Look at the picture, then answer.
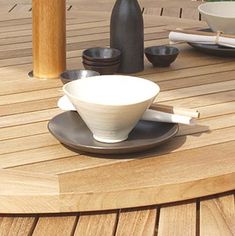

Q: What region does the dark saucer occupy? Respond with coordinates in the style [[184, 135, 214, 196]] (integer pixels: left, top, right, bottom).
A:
[[48, 111, 179, 155], [188, 29, 235, 57]]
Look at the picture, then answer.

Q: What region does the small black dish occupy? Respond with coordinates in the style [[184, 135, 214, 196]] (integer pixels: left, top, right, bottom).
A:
[[83, 47, 121, 62], [83, 62, 120, 75], [145, 46, 179, 67], [48, 111, 179, 155], [60, 69, 100, 84], [82, 57, 120, 66]]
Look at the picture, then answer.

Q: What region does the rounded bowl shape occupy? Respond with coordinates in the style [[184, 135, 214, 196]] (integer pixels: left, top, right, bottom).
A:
[[63, 75, 160, 143], [145, 46, 179, 67], [83, 62, 120, 75], [82, 47, 121, 62], [198, 2, 235, 34], [82, 57, 120, 66], [60, 69, 100, 84]]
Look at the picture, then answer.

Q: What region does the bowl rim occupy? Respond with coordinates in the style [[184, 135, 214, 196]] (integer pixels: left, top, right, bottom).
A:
[[198, 2, 235, 19], [145, 46, 179, 56], [63, 75, 160, 107], [82, 47, 121, 60], [60, 69, 100, 80]]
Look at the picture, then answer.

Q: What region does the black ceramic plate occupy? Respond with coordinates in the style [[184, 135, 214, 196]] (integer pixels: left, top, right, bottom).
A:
[[48, 111, 179, 155], [188, 29, 235, 57]]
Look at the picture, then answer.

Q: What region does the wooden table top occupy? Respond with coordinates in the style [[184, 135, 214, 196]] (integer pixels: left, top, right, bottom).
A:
[[0, 1, 234, 235]]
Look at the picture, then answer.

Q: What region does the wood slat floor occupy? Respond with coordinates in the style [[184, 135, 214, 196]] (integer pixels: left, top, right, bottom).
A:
[[0, 192, 234, 235], [0, 0, 234, 235]]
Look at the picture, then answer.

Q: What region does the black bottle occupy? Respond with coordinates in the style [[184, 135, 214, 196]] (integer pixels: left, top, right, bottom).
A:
[[110, 0, 144, 74]]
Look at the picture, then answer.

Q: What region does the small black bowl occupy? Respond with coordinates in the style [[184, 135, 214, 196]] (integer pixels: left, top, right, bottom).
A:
[[60, 69, 100, 84], [83, 47, 121, 62], [145, 46, 179, 67], [82, 58, 121, 67], [83, 62, 120, 75]]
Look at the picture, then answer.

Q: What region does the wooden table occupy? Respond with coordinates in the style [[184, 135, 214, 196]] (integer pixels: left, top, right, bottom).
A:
[[0, 1, 235, 235]]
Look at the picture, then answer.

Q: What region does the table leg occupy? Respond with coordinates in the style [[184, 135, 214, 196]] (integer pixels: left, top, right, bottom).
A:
[[32, 0, 66, 79]]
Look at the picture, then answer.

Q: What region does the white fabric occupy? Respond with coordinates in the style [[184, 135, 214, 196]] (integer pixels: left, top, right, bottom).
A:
[[169, 31, 235, 48]]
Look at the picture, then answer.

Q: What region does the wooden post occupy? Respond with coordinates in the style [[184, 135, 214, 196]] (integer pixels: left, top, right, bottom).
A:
[[32, 0, 66, 79]]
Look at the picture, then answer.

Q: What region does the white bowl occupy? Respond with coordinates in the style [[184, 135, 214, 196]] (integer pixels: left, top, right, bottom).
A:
[[198, 2, 235, 34], [63, 75, 160, 143]]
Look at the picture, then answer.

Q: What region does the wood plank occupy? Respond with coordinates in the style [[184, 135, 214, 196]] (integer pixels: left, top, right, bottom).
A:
[[182, 8, 199, 20], [0, 169, 58, 195], [0, 88, 62, 106], [74, 212, 117, 236], [7, 111, 235, 172], [156, 80, 235, 102], [2, 101, 234, 143], [156, 70, 235, 91], [158, 203, 196, 236], [143, 62, 235, 82], [198, 101, 235, 118], [0, 145, 77, 169], [0, 5, 234, 217], [0, 108, 61, 128], [140, 0, 202, 9], [162, 7, 180, 18], [0, 121, 48, 141], [1, 78, 234, 114], [0, 97, 58, 116], [160, 90, 235, 109], [0, 115, 234, 167], [0, 133, 59, 155], [33, 215, 78, 236], [200, 195, 235, 236], [55, 140, 235, 212], [144, 7, 162, 16], [178, 113, 235, 136], [116, 207, 157, 236], [0, 216, 37, 236], [1, 70, 234, 117], [4, 121, 235, 172]]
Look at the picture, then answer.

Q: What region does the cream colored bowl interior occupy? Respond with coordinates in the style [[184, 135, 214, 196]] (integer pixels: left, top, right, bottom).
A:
[[64, 75, 160, 106]]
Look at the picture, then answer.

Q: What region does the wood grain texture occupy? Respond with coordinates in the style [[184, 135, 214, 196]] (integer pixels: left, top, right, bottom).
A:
[[0, 1, 234, 235], [0, 216, 37, 236], [158, 203, 197, 236], [0, 4, 234, 214], [32, 0, 66, 78], [33, 215, 78, 236], [200, 195, 235, 236], [74, 212, 117, 236], [116, 207, 157, 236]]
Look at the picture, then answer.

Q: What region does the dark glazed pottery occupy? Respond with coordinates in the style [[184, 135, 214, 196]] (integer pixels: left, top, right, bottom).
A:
[[48, 111, 179, 155], [83, 62, 120, 75], [83, 58, 120, 66], [110, 0, 144, 73], [60, 70, 100, 84], [82, 47, 121, 62], [188, 29, 235, 57], [145, 46, 179, 67]]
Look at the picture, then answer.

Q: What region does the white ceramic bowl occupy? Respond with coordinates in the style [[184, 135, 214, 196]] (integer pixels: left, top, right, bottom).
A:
[[198, 2, 235, 34], [63, 75, 160, 143]]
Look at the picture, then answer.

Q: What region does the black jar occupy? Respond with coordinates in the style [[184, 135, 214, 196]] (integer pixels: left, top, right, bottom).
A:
[[110, 0, 144, 74]]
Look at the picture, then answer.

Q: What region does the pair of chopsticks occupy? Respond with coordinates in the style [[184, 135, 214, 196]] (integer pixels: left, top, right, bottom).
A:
[[150, 103, 200, 119]]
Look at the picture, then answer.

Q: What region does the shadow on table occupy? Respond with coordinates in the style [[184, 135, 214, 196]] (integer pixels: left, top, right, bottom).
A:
[[63, 123, 210, 160], [63, 135, 186, 160]]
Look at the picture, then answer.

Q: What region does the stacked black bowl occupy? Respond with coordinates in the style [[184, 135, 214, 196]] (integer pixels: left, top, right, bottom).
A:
[[82, 47, 121, 75]]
